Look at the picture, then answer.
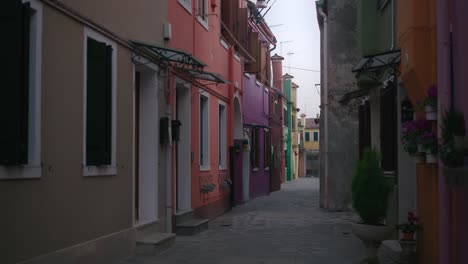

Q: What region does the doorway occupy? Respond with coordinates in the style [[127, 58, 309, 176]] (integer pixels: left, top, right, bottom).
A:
[[175, 78, 191, 214], [135, 69, 159, 225]]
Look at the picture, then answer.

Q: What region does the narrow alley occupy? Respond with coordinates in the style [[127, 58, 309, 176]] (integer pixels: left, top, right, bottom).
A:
[[119, 178, 394, 264]]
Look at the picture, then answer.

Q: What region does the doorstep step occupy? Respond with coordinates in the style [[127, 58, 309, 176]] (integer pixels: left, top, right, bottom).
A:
[[175, 210, 194, 225], [176, 218, 210, 236], [136, 232, 175, 256]]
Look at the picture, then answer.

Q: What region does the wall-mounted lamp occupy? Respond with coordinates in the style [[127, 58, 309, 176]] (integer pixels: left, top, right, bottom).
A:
[[256, 0, 268, 8]]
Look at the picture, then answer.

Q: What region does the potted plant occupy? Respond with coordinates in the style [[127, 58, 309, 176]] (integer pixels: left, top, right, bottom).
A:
[[440, 109, 465, 167], [397, 211, 419, 241], [401, 119, 431, 163], [351, 147, 393, 263], [423, 85, 437, 120], [420, 131, 438, 164]]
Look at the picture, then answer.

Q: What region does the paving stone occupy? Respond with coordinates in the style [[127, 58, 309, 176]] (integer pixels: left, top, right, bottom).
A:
[[117, 178, 398, 264]]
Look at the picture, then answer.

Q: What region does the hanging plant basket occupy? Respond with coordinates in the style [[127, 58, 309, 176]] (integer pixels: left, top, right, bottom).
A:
[[426, 153, 438, 164], [412, 154, 426, 164], [425, 105, 437, 121]]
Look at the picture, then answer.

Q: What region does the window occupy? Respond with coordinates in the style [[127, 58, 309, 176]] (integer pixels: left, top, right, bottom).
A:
[[313, 132, 319, 142], [197, 0, 209, 29], [0, 0, 42, 179], [292, 118, 296, 131], [305, 132, 310, 142], [218, 103, 226, 169], [283, 108, 288, 127], [250, 127, 260, 169], [200, 93, 209, 169], [84, 29, 117, 176], [377, 0, 389, 9], [264, 129, 271, 169], [178, 0, 192, 14]]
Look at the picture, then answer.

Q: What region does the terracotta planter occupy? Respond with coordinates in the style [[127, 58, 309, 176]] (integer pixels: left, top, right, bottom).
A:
[[426, 153, 438, 164], [425, 105, 437, 120], [402, 232, 415, 241]]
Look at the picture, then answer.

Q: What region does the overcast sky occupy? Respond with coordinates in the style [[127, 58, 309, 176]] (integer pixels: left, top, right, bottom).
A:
[[264, 0, 321, 119]]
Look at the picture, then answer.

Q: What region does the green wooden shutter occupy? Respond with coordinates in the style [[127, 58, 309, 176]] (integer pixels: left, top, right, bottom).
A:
[[86, 38, 112, 166], [0, 2, 30, 165]]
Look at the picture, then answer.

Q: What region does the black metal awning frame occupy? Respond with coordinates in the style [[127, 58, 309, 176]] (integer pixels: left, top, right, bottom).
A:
[[341, 49, 401, 104], [130, 40, 206, 72]]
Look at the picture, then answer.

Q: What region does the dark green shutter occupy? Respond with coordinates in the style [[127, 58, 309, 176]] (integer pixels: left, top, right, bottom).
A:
[[0, 2, 30, 165], [86, 38, 112, 166]]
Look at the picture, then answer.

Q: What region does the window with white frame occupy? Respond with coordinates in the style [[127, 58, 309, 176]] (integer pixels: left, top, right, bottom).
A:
[[83, 28, 117, 176], [178, 0, 192, 13], [200, 93, 210, 169], [218, 103, 227, 169], [197, 0, 209, 28], [0, 0, 42, 179]]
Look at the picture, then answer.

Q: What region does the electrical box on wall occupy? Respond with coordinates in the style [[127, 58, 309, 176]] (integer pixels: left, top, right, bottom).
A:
[[171, 120, 182, 142], [160, 117, 170, 144], [163, 22, 172, 41]]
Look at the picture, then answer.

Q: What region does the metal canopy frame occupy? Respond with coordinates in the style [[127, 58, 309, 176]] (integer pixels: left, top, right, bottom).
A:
[[178, 68, 228, 84], [130, 41, 206, 71], [352, 49, 401, 73], [341, 50, 401, 104]]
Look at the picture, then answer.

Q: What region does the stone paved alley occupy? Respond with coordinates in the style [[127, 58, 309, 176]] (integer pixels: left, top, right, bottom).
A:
[[119, 178, 397, 264]]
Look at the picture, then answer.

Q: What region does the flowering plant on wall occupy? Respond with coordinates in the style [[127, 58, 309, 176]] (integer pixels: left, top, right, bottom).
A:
[[397, 211, 419, 240], [401, 119, 431, 155], [423, 85, 437, 108], [420, 131, 438, 154]]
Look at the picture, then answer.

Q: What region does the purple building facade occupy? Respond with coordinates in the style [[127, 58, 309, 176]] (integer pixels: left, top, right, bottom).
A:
[[437, 1, 468, 263], [243, 74, 271, 200]]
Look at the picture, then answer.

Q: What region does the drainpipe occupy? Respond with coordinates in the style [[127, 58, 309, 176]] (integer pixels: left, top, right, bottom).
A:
[[317, 7, 328, 209], [166, 105, 172, 233]]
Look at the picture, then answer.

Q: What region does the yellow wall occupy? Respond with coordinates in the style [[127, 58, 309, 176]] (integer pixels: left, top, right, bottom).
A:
[[304, 128, 320, 150]]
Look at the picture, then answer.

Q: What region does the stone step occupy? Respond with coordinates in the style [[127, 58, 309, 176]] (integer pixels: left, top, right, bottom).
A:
[[175, 210, 194, 225], [136, 232, 176, 256], [176, 218, 210, 236]]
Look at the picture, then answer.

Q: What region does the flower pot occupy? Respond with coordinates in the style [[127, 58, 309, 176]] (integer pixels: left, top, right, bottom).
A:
[[351, 223, 394, 263], [454, 136, 465, 152], [417, 144, 425, 153], [402, 232, 415, 241], [425, 105, 437, 120], [426, 153, 438, 164], [412, 154, 426, 164]]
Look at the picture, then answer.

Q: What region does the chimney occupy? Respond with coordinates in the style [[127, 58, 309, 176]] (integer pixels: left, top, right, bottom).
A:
[[271, 53, 284, 92]]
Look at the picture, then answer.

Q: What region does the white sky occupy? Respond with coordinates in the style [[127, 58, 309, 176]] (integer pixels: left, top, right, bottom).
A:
[[264, 0, 321, 119]]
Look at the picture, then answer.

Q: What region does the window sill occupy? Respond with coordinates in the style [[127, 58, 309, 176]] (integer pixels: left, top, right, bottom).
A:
[[219, 165, 227, 170], [0, 165, 42, 180], [177, 0, 192, 15], [197, 17, 209, 31], [200, 165, 211, 171], [252, 168, 259, 172], [83, 165, 117, 177], [264, 167, 270, 171]]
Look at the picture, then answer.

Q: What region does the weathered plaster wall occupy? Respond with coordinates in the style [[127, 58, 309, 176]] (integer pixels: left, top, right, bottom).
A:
[[324, 0, 360, 211]]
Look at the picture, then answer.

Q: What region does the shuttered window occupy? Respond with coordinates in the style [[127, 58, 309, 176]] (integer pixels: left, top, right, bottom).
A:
[[0, 2, 31, 165], [358, 100, 371, 159], [86, 37, 113, 166], [380, 87, 397, 171]]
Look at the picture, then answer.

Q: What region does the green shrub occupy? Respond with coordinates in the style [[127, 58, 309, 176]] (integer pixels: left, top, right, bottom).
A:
[[352, 148, 390, 225]]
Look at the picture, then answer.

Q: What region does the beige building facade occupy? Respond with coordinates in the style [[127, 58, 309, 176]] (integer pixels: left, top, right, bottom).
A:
[[1, 1, 169, 263]]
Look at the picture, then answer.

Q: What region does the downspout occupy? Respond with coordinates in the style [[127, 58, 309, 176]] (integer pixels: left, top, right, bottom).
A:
[[228, 46, 234, 145], [391, 0, 395, 50], [318, 7, 328, 209]]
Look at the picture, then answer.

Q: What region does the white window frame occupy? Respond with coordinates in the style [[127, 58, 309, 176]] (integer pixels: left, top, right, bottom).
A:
[[218, 101, 227, 170], [178, 0, 192, 14], [1, 0, 43, 180], [197, 0, 209, 31], [199, 91, 210, 171], [83, 28, 118, 177]]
